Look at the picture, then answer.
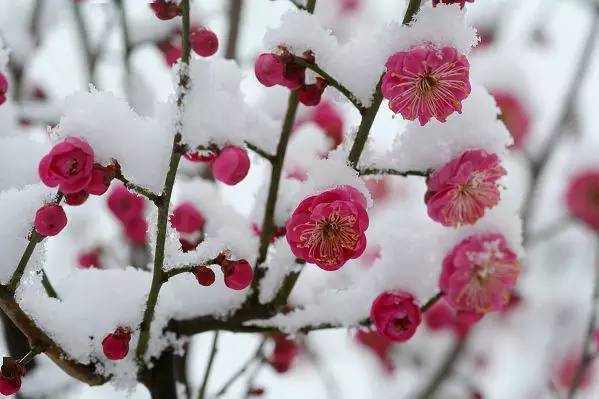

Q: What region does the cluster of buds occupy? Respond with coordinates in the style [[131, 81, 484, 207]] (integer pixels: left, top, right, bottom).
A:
[[191, 252, 254, 290], [255, 49, 328, 107], [34, 137, 118, 237]]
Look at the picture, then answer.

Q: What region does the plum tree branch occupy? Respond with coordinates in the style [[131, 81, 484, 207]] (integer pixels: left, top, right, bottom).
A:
[[198, 331, 220, 399], [215, 337, 267, 397], [359, 167, 431, 178], [135, 0, 191, 363]]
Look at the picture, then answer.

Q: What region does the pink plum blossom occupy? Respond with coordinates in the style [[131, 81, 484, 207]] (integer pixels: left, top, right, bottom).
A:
[[286, 185, 369, 270], [382, 46, 471, 125], [440, 234, 520, 314], [492, 90, 530, 149], [425, 150, 506, 227], [566, 170, 599, 231], [38, 137, 95, 194]]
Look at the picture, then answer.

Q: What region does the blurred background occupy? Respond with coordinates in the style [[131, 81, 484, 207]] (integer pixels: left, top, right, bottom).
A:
[[1, 0, 599, 398]]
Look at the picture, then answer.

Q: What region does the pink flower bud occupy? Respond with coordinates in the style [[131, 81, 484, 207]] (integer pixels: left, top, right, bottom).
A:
[[491, 90, 530, 149], [211, 146, 250, 185], [64, 190, 89, 206], [255, 54, 285, 87], [107, 186, 145, 223], [297, 78, 327, 106], [370, 291, 421, 342], [269, 334, 299, 373], [38, 137, 95, 194], [34, 204, 67, 237], [355, 330, 394, 373], [158, 41, 182, 66], [85, 164, 113, 196], [124, 217, 148, 244], [150, 0, 181, 20], [170, 203, 205, 234], [311, 101, 344, 147], [193, 265, 215, 286], [565, 170, 599, 231], [222, 259, 253, 290], [0, 72, 7, 106], [102, 327, 131, 360], [280, 62, 305, 90], [191, 28, 219, 57], [0, 358, 24, 396], [77, 248, 101, 269]]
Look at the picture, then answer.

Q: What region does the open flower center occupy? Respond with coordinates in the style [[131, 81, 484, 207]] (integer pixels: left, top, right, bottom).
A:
[[394, 316, 411, 331], [416, 75, 438, 95], [297, 210, 359, 266]]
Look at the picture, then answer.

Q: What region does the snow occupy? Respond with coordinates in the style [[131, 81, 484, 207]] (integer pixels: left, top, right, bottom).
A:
[[181, 58, 280, 154], [258, 238, 300, 304], [0, 183, 55, 284], [55, 90, 174, 193], [366, 84, 512, 172]]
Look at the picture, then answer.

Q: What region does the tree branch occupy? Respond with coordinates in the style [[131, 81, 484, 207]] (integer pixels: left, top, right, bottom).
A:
[[215, 338, 267, 397], [135, 0, 191, 363], [115, 172, 161, 206], [415, 337, 467, 399], [359, 167, 431, 178], [225, 0, 243, 60], [245, 141, 275, 162]]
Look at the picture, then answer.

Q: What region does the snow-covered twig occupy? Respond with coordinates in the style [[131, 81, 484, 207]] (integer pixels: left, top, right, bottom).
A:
[[359, 167, 431, 178]]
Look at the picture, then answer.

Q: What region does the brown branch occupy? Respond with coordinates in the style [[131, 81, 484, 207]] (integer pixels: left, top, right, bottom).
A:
[[197, 332, 220, 399], [415, 337, 467, 399], [215, 338, 267, 397], [0, 286, 105, 385], [225, 0, 244, 60], [359, 167, 431, 178]]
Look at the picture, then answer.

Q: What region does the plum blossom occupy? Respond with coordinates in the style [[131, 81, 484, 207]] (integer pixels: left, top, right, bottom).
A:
[[370, 291, 421, 342], [382, 46, 471, 125], [566, 170, 599, 231], [34, 204, 67, 237], [440, 234, 520, 314], [211, 146, 250, 186], [286, 186, 369, 271], [102, 327, 131, 361], [425, 150, 506, 227], [39, 137, 95, 194], [190, 28, 219, 57]]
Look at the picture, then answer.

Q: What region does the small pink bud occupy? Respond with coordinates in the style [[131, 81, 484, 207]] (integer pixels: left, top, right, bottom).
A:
[[211, 146, 250, 185], [34, 204, 67, 237], [150, 0, 181, 20], [254, 54, 285, 87], [180, 236, 203, 253], [280, 62, 306, 90], [297, 78, 327, 106], [249, 387, 265, 396], [64, 190, 89, 206], [0, 358, 25, 396], [124, 217, 148, 244], [191, 28, 219, 57], [102, 327, 131, 360], [85, 164, 113, 196], [107, 186, 145, 223], [170, 203, 205, 234], [222, 259, 253, 290], [158, 41, 182, 66], [370, 291, 421, 342], [269, 334, 299, 373], [0, 72, 7, 106], [77, 248, 101, 269], [193, 266, 215, 286]]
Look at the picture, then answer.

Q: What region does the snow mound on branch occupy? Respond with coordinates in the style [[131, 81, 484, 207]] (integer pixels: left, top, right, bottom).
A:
[[259, 238, 300, 305], [368, 84, 511, 172], [55, 91, 174, 194], [264, 5, 477, 106], [0, 136, 50, 191], [182, 58, 280, 154], [0, 183, 54, 284]]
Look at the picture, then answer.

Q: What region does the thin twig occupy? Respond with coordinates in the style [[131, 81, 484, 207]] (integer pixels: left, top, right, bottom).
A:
[[421, 292, 444, 313], [198, 331, 220, 399], [415, 338, 468, 399], [291, 56, 366, 112], [18, 347, 42, 366], [215, 338, 267, 397], [41, 269, 58, 299], [359, 167, 431, 178], [245, 141, 275, 162], [71, 0, 96, 85], [115, 172, 162, 205], [566, 237, 599, 399]]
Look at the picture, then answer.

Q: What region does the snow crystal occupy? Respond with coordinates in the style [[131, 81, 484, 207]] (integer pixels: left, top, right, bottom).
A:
[[55, 91, 174, 193], [0, 184, 55, 284]]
